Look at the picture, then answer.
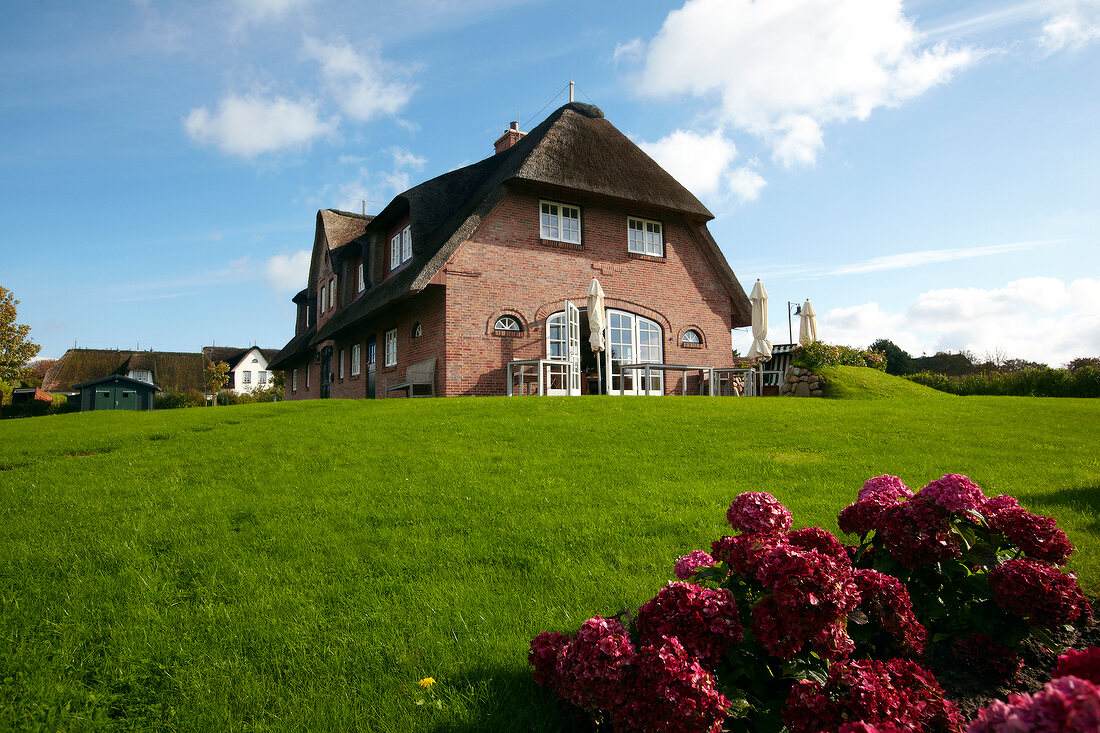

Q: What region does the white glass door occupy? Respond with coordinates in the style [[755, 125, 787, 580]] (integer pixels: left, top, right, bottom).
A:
[[566, 301, 581, 395], [606, 310, 663, 395]]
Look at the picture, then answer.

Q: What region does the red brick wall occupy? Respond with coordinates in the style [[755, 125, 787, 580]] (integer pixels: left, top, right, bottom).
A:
[[440, 189, 735, 396]]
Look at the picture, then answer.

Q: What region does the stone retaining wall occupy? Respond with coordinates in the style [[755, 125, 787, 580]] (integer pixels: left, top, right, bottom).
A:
[[779, 365, 826, 397]]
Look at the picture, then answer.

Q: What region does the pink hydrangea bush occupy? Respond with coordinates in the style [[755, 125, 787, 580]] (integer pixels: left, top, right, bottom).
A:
[[726, 491, 793, 535], [850, 569, 928, 660], [674, 550, 716, 581], [552, 616, 637, 713], [839, 473, 1089, 662], [635, 582, 742, 668], [784, 658, 963, 733], [967, 675, 1100, 733], [1053, 647, 1100, 684], [611, 637, 731, 733]]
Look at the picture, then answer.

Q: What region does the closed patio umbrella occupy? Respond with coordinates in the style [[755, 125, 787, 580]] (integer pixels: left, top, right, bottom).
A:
[[586, 278, 606, 394], [798, 299, 818, 345], [746, 279, 772, 395]]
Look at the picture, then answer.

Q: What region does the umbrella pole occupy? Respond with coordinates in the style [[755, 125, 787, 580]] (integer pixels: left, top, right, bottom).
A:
[[596, 351, 602, 395]]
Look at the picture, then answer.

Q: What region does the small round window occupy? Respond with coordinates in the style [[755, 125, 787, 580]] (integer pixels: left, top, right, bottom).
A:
[[682, 329, 702, 345], [494, 316, 521, 332], [412, 322, 423, 338]]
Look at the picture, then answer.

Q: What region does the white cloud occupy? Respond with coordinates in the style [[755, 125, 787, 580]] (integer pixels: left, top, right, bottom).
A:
[[1040, 0, 1100, 52], [815, 277, 1100, 366], [391, 147, 426, 171], [235, 0, 310, 22], [183, 94, 336, 157], [324, 145, 428, 212], [303, 37, 415, 122], [613, 38, 644, 64], [634, 0, 975, 165], [640, 129, 765, 204], [265, 250, 311, 292]]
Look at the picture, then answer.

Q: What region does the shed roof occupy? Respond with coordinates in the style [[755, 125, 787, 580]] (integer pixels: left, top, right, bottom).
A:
[[73, 374, 163, 391]]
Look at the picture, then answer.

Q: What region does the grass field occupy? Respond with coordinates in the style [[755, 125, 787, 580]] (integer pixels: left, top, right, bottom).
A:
[[2, 367, 1098, 731]]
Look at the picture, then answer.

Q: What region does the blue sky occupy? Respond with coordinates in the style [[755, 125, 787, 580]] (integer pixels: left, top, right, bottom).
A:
[[3, 0, 1098, 366]]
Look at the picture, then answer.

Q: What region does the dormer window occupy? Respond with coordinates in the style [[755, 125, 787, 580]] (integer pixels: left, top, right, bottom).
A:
[[628, 217, 663, 257], [358, 261, 365, 292], [540, 201, 580, 244], [320, 285, 327, 313], [390, 225, 412, 271], [329, 278, 336, 309], [129, 370, 152, 383]]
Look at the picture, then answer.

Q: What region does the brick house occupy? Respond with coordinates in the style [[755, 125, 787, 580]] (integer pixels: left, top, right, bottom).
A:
[[268, 102, 752, 398]]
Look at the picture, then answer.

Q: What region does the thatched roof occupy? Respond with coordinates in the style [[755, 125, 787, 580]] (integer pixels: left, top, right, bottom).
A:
[[202, 346, 280, 370], [272, 102, 750, 360], [44, 349, 206, 392]]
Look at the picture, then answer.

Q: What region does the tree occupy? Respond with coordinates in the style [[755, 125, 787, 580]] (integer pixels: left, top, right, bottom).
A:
[[25, 358, 58, 387], [868, 338, 913, 376], [0, 287, 41, 383], [270, 370, 285, 391], [204, 360, 230, 404], [1067, 357, 1100, 372]]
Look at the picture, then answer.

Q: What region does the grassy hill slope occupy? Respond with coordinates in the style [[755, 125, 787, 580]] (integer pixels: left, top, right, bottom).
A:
[[819, 365, 949, 399], [2, 395, 1098, 730]]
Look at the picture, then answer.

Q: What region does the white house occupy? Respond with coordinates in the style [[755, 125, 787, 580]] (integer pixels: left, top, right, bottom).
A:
[[202, 346, 279, 394]]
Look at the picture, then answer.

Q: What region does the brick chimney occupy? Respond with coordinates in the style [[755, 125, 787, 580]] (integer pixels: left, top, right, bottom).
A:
[[493, 121, 525, 154]]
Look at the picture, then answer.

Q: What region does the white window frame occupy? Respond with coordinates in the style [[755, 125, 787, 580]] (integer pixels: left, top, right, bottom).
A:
[[305, 366, 310, 389], [329, 278, 336, 309], [412, 322, 422, 338], [494, 315, 521, 332], [320, 285, 326, 313], [628, 217, 664, 257], [390, 232, 401, 271], [385, 328, 397, 367], [242, 370, 252, 385], [292, 368, 298, 391], [606, 310, 664, 395], [351, 344, 361, 376], [682, 329, 702, 345], [128, 370, 152, 383], [338, 349, 345, 380], [401, 225, 412, 263], [540, 200, 581, 244], [358, 262, 365, 293], [259, 371, 268, 384]]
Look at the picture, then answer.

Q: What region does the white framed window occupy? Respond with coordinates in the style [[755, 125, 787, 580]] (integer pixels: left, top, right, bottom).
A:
[[242, 371, 252, 384], [628, 217, 663, 257], [547, 312, 566, 359], [494, 315, 521, 332], [129, 370, 152, 383], [540, 201, 581, 244], [338, 349, 345, 379], [292, 368, 298, 391], [412, 322, 422, 338], [358, 262, 365, 292], [351, 344, 361, 376], [390, 225, 412, 271], [320, 285, 326, 313], [305, 366, 310, 389], [682, 329, 702, 345], [259, 371, 268, 384], [385, 328, 397, 367], [329, 278, 336, 308]]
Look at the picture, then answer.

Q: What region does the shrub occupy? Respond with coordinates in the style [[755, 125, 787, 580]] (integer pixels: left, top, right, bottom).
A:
[[531, 490, 929, 732], [967, 675, 1100, 732], [793, 341, 886, 372], [906, 366, 1100, 397], [156, 389, 205, 410], [839, 474, 1091, 660], [0, 379, 11, 405]]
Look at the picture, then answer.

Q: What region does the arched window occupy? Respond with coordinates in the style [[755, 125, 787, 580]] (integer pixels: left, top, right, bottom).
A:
[[494, 315, 521, 333], [681, 329, 702, 345], [412, 322, 423, 338]]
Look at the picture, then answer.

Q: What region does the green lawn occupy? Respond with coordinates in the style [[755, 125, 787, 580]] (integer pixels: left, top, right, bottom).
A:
[[2, 369, 1098, 731]]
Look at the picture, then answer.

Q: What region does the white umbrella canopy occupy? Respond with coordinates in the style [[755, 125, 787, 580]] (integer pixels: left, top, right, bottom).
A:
[[586, 278, 606, 394], [586, 278, 606, 353], [798, 298, 818, 345], [746, 279, 772, 361]]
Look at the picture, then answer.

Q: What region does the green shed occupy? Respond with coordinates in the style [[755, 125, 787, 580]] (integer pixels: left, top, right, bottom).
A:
[[74, 374, 160, 411]]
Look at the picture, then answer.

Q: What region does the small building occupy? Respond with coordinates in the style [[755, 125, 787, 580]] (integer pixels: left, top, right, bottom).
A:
[[201, 346, 280, 394], [10, 387, 53, 405], [73, 374, 160, 411]]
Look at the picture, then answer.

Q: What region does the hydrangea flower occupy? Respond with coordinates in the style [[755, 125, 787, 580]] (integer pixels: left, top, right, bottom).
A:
[[877, 495, 960, 569], [952, 633, 1023, 682], [726, 491, 793, 535], [858, 474, 913, 503], [674, 550, 716, 581], [612, 636, 730, 733], [967, 675, 1100, 733], [635, 582, 742, 668], [980, 494, 1021, 522], [1053, 647, 1100, 685], [920, 473, 986, 514], [990, 505, 1073, 565], [989, 558, 1092, 628], [553, 616, 636, 712], [852, 569, 927, 659], [711, 533, 785, 577], [787, 526, 851, 566], [784, 658, 963, 733], [528, 631, 570, 691], [837, 491, 899, 538]]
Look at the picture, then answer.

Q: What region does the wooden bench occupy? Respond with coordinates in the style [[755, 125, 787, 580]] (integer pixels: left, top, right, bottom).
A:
[[386, 358, 436, 397]]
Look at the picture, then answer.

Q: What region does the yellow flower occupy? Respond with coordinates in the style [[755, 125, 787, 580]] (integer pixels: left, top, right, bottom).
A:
[[417, 677, 435, 689]]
